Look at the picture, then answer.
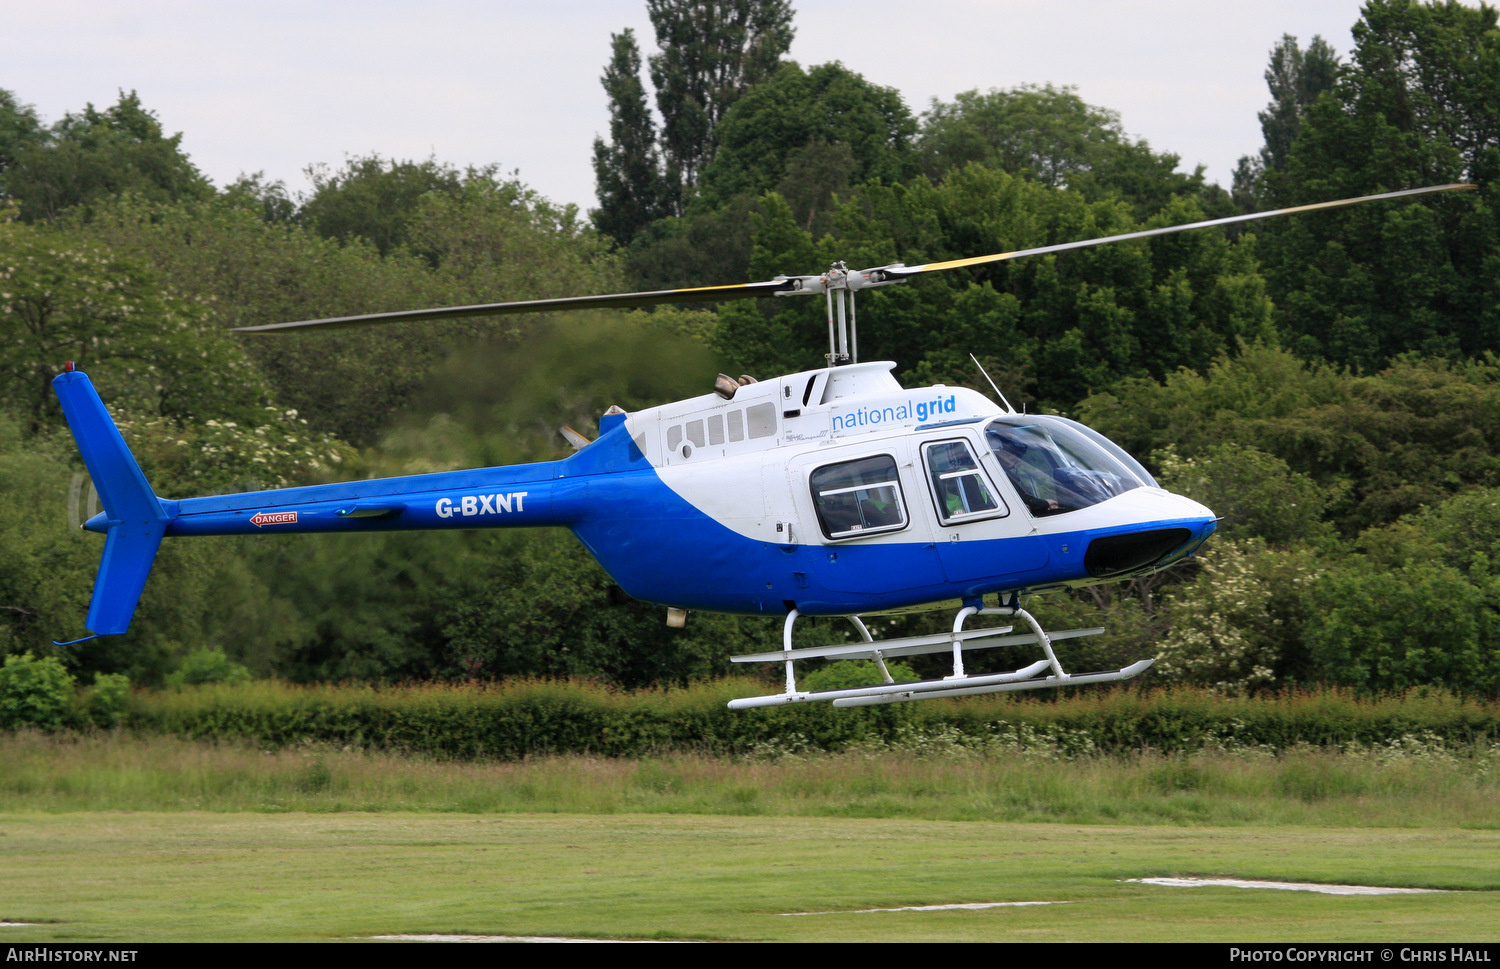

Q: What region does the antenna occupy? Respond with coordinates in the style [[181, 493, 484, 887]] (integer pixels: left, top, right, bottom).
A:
[[970, 353, 1015, 414]]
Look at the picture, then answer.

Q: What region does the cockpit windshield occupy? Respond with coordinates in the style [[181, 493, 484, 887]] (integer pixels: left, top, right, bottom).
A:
[[984, 415, 1155, 516]]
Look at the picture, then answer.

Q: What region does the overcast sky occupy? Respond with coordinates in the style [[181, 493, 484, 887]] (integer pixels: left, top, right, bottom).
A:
[[5, 1, 1377, 212]]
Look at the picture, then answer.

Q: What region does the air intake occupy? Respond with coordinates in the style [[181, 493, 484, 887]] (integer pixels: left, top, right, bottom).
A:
[[1084, 528, 1192, 578]]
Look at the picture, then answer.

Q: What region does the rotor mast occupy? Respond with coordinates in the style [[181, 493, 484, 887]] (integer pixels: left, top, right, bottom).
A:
[[772, 261, 905, 366]]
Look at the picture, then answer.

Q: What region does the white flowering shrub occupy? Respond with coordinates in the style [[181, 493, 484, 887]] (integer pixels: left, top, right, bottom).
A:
[[118, 409, 355, 495], [1155, 538, 1317, 694], [0, 219, 272, 431]]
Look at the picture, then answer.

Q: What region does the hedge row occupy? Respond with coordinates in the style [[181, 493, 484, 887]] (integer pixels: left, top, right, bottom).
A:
[[101, 679, 1500, 759]]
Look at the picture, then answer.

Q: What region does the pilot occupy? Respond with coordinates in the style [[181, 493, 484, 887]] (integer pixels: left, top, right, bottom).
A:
[[992, 433, 1061, 515]]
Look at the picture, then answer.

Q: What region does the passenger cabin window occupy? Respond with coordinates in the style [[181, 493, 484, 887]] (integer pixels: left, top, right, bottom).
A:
[[665, 401, 776, 459], [747, 402, 776, 439], [810, 455, 907, 540], [922, 439, 1006, 524]]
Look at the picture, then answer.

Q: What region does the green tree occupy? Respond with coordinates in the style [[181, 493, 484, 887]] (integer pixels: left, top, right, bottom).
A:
[[620, 192, 760, 291], [82, 170, 620, 447], [1304, 558, 1500, 694], [1155, 443, 1339, 550], [81, 192, 456, 446], [920, 84, 1205, 216], [406, 171, 621, 305], [695, 62, 919, 229], [299, 154, 465, 256], [0, 420, 99, 664], [593, 29, 669, 246], [0, 219, 267, 431], [238, 529, 463, 682], [115, 409, 353, 498], [4, 91, 211, 223], [716, 164, 1272, 406], [0, 652, 74, 731], [1080, 347, 1500, 535], [1077, 343, 1349, 461], [774, 139, 859, 235], [1334, 0, 1500, 185], [165, 647, 251, 687], [221, 172, 297, 224], [1366, 486, 1500, 573], [646, 0, 795, 214], [1252, 1, 1499, 369], [439, 528, 754, 687], [710, 191, 828, 377], [621, 57, 914, 290], [0, 89, 43, 200], [1232, 35, 1342, 208], [85, 671, 130, 728]]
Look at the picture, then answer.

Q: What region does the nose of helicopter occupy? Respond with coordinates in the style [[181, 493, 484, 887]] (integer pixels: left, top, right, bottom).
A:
[[1081, 490, 1217, 579]]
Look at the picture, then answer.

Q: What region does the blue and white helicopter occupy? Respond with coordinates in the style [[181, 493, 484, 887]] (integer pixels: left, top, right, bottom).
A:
[[54, 184, 1472, 708]]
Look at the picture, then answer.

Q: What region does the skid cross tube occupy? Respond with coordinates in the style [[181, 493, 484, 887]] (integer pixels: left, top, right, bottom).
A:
[[946, 605, 1067, 682], [778, 609, 882, 695]]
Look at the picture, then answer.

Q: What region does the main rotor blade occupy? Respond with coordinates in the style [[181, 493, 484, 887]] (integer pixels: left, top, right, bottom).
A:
[[233, 278, 798, 333], [236, 182, 1474, 334], [882, 183, 1476, 280]]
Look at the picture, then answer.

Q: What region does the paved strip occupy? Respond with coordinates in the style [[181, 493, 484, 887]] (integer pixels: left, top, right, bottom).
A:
[[1129, 877, 1445, 895], [782, 900, 1066, 916]]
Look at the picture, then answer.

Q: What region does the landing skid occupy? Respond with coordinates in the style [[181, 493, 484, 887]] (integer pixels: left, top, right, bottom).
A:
[[728, 604, 1152, 709]]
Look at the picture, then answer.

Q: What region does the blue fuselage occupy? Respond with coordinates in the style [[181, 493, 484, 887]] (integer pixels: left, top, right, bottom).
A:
[[102, 416, 1214, 618]]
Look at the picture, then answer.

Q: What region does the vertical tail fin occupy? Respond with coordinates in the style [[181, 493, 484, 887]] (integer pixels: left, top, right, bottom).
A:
[[52, 369, 169, 636]]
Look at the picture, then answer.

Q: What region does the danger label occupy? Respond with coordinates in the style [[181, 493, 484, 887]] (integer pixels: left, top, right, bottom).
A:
[[250, 511, 298, 527]]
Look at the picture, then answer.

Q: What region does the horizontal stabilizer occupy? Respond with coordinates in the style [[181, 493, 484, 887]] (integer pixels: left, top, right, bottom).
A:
[[559, 425, 592, 451]]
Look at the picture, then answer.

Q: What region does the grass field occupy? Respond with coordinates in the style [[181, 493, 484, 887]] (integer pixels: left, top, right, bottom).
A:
[[3, 813, 1498, 942], [1, 734, 1497, 942]]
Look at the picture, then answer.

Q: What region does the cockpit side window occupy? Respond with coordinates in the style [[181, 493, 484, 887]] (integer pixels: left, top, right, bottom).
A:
[[922, 439, 1008, 524], [985, 416, 1146, 516], [810, 454, 908, 540]]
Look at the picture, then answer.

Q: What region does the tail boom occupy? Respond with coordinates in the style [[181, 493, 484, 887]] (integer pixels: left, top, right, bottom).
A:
[[53, 366, 636, 638], [163, 471, 586, 536]]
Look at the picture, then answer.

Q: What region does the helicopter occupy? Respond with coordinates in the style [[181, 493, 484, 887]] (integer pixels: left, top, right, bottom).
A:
[[53, 182, 1474, 708]]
